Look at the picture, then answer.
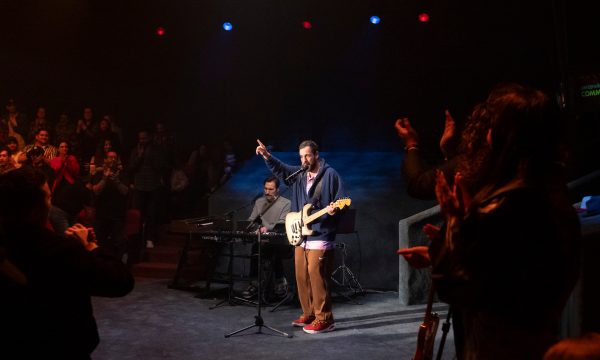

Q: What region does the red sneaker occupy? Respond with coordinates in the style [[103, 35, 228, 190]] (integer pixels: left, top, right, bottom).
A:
[[302, 319, 335, 334], [291, 315, 315, 327]]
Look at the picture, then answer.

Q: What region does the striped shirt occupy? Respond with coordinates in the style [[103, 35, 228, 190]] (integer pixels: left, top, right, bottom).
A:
[[22, 144, 58, 161]]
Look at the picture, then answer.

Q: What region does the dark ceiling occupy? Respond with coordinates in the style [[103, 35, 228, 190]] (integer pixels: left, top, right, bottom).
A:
[[1, 0, 598, 168]]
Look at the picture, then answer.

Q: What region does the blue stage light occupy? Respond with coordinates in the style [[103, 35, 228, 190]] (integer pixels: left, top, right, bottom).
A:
[[223, 22, 233, 31], [370, 16, 381, 25]]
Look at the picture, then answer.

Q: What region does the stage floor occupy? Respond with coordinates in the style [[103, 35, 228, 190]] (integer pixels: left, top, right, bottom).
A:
[[92, 278, 454, 360]]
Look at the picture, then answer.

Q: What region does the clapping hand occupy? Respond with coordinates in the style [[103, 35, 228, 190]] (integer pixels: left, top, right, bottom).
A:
[[435, 170, 470, 220], [65, 224, 98, 251], [439, 110, 456, 159], [422, 223, 441, 241], [394, 117, 419, 149], [397, 246, 431, 268], [103, 167, 118, 181]]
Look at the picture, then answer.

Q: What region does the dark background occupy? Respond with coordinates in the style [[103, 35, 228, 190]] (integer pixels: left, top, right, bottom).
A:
[[1, 0, 599, 177]]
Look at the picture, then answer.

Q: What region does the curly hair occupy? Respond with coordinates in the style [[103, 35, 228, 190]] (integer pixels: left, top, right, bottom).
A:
[[456, 102, 493, 195]]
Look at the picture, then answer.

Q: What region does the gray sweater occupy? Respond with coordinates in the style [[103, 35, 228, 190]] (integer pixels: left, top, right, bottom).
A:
[[248, 196, 291, 231]]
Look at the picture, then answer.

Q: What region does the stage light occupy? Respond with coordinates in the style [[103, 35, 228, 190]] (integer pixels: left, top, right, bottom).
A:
[[418, 13, 430, 23], [302, 21, 312, 30], [223, 22, 233, 31], [370, 16, 381, 25], [155, 26, 166, 36]]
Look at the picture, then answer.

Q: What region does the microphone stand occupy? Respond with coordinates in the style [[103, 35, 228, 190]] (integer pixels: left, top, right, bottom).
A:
[[225, 218, 292, 338]]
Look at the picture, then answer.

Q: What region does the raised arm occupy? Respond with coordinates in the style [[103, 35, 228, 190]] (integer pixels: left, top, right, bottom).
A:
[[255, 139, 271, 160], [256, 139, 300, 186]]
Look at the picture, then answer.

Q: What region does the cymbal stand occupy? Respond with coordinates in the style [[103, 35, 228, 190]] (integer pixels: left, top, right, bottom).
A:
[[225, 230, 292, 338], [331, 241, 364, 304]]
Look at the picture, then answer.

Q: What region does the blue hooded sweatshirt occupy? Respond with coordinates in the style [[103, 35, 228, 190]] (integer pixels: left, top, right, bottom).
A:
[[265, 155, 347, 242]]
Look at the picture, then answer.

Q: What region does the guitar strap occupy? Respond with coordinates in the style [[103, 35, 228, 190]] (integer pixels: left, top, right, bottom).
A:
[[258, 194, 280, 218], [246, 195, 281, 232], [309, 176, 324, 207]]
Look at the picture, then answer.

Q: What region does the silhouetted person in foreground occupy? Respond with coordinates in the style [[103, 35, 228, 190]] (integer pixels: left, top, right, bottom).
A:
[[0, 167, 134, 359], [433, 84, 581, 359]]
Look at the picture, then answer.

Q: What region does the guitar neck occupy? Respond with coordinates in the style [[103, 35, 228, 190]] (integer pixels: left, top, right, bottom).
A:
[[304, 207, 330, 224], [424, 284, 435, 320]]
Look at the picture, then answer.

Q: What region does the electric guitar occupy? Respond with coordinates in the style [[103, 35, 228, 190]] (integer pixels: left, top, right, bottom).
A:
[[413, 285, 440, 360], [285, 198, 351, 246]]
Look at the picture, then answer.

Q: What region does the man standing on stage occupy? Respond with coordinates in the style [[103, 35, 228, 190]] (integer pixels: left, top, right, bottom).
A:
[[255, 139, 346, 334]]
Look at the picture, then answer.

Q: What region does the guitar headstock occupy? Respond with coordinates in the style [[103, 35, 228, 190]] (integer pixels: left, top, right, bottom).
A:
[[334, 197, 352, 210]]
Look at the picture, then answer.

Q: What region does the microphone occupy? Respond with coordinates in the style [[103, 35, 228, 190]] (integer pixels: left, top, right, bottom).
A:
[[285, 164, 308, 182]]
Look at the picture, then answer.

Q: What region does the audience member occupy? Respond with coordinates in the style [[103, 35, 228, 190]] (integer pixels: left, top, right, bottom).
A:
[[128, 129, 169, 249], [185, 143, 215, 215], [0, 167, 134, 359], [432, 83, 581, 359], [543, 332, 600, 360], [90, 150, 129, 260], [152, 121, 176, 189], [28, 106, 49, 142], [109, 114, 124, 149], [96, 115, 121, 153], [395, 110, 459, 200], [4, 136, 22, 167], [0, 146, 15, 174], [2, 99, 27, 150], [152, 121, 175, 150], [218, 140, 237, 186], [396, 105, 492, 268], [23, 128, 58, 161], [395, 109, 473, 359], [22, 145, 54, 187], [168, 150, 191, 219], [90, 138, 123, 176], [76, 106, 99, 164], [48, 141, 89, 235], [54, 111, 75, 146]]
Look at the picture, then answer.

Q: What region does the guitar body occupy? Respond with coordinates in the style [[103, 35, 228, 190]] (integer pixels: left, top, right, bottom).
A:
[[285, 204, 315, 246], [413, 313, 440, 360], [413, 283, 440, 360], [285, 198, 351, 246]]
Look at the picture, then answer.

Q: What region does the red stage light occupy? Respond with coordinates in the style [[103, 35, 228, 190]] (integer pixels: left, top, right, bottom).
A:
[[418, 13, 430, 23], [302, 21, 312, 30], [156, 27, 166, 36]]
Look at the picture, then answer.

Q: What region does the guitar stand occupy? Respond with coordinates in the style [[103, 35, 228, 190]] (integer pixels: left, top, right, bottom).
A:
[[225, 232, 292, 338], [331, 242, 364, 304]]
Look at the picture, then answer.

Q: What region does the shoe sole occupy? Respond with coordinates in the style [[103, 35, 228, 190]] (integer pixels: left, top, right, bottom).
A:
[[292, 321, 312, 327], [302, 324, 335, 334], [291, 318, 315, 327]]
